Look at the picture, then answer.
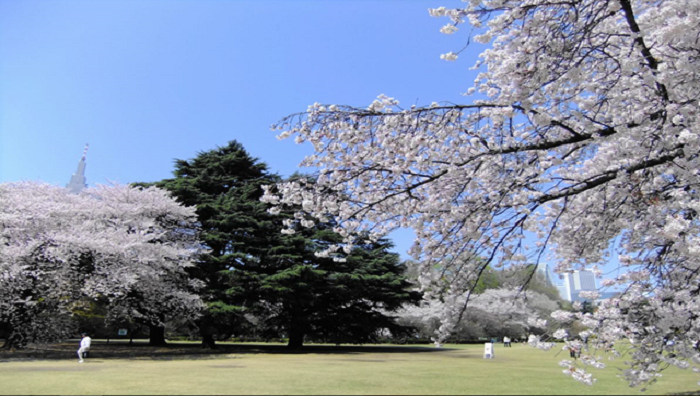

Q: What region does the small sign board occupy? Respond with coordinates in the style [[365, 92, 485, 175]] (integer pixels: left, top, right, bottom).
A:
[[483, 342, 495, 359], [118, 329, 128, 336]]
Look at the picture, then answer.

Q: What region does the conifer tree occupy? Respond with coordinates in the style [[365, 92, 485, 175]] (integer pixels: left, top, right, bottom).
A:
[[145, 142, 419, 348], [235, 213, 420, 348], [140, 141, 277, 348]]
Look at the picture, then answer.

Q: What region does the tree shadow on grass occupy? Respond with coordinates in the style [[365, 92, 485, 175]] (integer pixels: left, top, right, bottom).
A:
[[0, 340, 455, 362]]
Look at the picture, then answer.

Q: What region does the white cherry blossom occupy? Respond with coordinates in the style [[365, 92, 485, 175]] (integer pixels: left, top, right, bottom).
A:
[[266, 0, 700, 388], [0, 182, 204, 347]]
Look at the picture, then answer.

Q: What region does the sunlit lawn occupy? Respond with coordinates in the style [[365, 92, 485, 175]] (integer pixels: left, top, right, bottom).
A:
[[0, 342, 698, 395]]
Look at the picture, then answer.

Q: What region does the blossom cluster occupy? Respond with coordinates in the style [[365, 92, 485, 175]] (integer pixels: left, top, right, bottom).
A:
[[264, 0, 700, 388], [0, 182, 205, 345]]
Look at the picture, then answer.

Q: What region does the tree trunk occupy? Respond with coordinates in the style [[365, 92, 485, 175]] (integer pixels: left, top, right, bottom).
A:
[[197, 317, 217, 349], [148, 324, 167, 346], [287, 324, 305, 349], [0, 338, 14, 350], [1, 329, 25, 350], [201, 333, 216, 349]]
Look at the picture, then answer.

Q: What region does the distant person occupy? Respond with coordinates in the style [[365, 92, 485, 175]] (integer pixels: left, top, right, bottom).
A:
[[568, 341, 581, 359], [78, 333, 91, 363], [503, 336, 511, 347]]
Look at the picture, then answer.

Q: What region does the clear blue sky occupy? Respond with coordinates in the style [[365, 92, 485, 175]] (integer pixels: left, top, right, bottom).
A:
[[1, 0, 483, 259], [0, 0, 619, 289]]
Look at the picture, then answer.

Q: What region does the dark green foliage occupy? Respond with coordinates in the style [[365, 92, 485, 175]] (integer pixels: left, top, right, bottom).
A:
[[236, 222, 421, 347], [472, 266, 500, 294], [72, 301, 110, 339], [137, 141, 278, 348], [141, 141, 419, 348]]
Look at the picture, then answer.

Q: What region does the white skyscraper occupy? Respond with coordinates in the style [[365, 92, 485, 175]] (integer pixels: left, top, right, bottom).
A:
[[66, 144, 89, 194], [562, 270, 597, 302]]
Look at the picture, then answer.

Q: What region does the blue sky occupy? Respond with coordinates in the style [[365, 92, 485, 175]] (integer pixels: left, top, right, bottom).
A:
[[1, 0, 485, 259], [0, 0, 620, 290]]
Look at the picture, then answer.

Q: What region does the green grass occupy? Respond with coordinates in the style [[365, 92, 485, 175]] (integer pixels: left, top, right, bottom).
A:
[[0, 342, 698, 395]]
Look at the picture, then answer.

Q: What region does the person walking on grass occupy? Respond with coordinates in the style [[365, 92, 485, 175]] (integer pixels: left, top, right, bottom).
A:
[[77, 333, 91, 363], [503, 336, 511, 347]]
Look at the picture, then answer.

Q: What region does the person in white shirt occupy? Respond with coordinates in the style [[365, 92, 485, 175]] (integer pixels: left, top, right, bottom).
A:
[[78, 333, 91, 363]]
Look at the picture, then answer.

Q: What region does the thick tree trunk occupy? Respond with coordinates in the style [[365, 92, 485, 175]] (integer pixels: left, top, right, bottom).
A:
[[197, 317, 217, 349], [201, 333, 216, 349], [148, 324, 167, 346], [287, 325, 305, 349]]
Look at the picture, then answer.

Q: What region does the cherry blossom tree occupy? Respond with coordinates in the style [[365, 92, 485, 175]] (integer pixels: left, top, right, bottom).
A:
[[84, 184, 204, 345], [263, 0, 700, 388], [0, 182, 204, 348], [397, 288, 557, 342]]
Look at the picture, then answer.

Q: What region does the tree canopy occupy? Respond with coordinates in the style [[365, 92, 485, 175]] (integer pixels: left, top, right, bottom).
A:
[[0, 182, 204, 348], [146, 141, 419, 348], [263, 0, 700, 387], [398, 259, 562, 343], [233, 215, 421, 348], [140, 140, 278, 348]]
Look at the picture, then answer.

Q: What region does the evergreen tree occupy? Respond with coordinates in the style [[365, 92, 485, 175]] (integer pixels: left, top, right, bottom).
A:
[[236, 216, 421, 347], [138, 141, 278, 348], [143, 142, 419, 348]]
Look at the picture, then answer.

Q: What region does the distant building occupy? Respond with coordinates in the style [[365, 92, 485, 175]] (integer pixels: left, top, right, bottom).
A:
[[536, 262, 554, 286], [561, 270, 598, 302], [556, 283, 568, 301], [66, 144, 89, 194]]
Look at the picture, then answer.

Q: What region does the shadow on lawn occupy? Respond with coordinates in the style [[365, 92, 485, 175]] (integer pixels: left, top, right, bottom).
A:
[[0, 340, 453, 362]]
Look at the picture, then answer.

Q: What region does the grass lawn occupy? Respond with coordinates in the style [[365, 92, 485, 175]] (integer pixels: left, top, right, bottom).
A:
[[0, 341, 698, 395]]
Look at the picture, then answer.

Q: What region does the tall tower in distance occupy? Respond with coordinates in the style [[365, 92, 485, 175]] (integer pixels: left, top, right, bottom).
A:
[[536, 262, 553, 286], [66, 144, 89, 194]]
